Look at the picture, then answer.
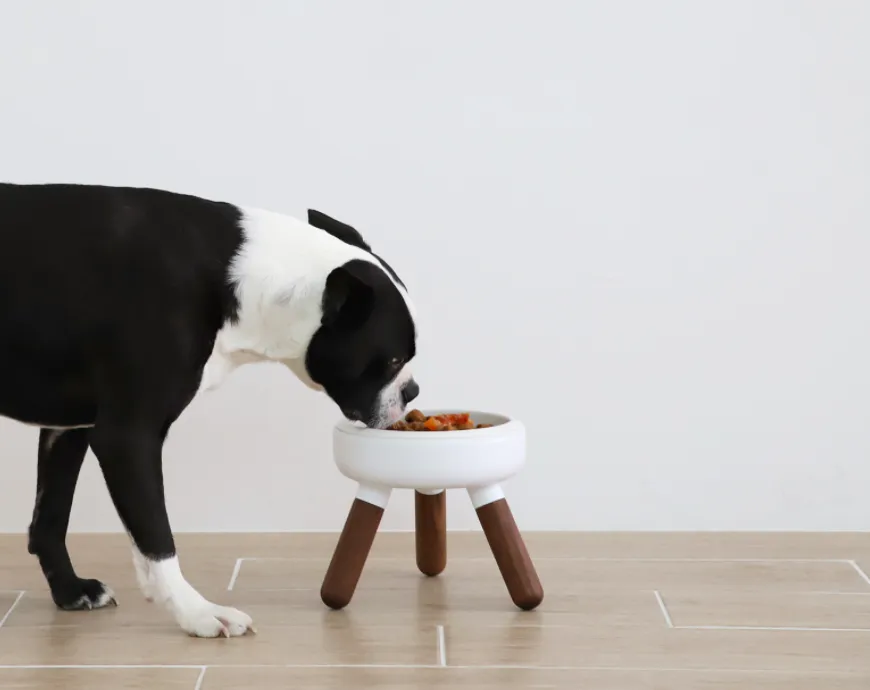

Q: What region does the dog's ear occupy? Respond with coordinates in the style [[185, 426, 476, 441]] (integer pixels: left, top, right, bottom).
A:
[[308, 209, 372, 252], [321, 263, 375, 330]]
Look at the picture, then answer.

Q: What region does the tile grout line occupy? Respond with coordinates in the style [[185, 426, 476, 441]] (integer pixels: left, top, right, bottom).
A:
[[230, 556, 857, 563], [193, 666, 207, 690], [436, 625, 446, 667], [0, 665, 207, 670], [0, 664, 862, 676], [227, 558, 245, 591], [653, 590, 674, 628], [849, 560, 870, 588], [677, 625, 870, 633], [0, 591, 24, 628], [208, 586, 870, 596], [12, 620, 870, 632]]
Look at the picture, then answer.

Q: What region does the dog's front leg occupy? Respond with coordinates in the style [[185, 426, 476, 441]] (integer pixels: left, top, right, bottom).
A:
[[89, 422, 254, 638]]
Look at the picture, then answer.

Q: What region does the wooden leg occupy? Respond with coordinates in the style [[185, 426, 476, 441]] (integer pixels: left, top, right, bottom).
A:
[[475, 496, 544, 611], [320, 496, 386, 610], [415, 490, 447, 576]]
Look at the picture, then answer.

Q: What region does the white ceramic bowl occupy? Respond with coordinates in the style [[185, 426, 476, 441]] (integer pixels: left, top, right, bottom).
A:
[[332, 409, 526, 492]]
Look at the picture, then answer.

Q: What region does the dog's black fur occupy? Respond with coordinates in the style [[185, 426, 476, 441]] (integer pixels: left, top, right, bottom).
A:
[[0, 182, 418, 614]]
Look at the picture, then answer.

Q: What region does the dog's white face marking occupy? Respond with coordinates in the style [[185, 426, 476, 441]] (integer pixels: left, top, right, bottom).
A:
[[372, 361, 415, 428]]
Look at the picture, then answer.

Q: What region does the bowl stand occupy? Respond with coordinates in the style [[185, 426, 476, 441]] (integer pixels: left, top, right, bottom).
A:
[[320, 481, 544, 611]]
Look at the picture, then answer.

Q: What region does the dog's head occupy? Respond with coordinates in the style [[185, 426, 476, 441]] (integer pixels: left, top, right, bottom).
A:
[[297, 210, 419, 428]]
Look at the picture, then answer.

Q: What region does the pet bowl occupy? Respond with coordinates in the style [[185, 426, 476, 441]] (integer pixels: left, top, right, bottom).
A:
[[332, 409, 526, 496], [324, 408, 542, 613]]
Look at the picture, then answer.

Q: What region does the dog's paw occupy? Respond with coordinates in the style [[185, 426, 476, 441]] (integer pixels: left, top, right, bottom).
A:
[[178, 604, 255, 638], [54, 578, 117, 611]]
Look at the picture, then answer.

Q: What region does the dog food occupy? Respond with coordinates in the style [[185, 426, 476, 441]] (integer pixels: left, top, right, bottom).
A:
[[388, 409, 494, 432]]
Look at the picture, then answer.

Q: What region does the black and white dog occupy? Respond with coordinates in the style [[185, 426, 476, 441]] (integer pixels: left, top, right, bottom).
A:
[[0, 183, 419, 637]]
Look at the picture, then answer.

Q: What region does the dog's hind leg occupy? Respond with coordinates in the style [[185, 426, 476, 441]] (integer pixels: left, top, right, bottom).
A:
[[28, 427, 117, 610]]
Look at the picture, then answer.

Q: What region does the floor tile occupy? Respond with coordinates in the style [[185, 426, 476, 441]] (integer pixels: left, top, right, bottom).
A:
[[662, 591, 870, 629], [0, 624, 436, 666], [0, 668, 200, 689], [202, 666, 870, 690], [443, 625, 870, 672], [2, 586, 663, 632], [234, 554, 868, 593]]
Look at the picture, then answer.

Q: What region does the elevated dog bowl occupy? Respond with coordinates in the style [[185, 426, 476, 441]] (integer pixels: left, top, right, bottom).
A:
[[322, 409, 543, 612], [333, 410, 526, 495]]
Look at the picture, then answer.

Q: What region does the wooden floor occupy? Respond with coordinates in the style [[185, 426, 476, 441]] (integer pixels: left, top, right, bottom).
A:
[[0, 532, 869, 688]]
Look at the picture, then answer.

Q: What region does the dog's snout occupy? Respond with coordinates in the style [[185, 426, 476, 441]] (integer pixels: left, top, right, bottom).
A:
[[342, 408, 363, 422], [401, 379, 420, 405]]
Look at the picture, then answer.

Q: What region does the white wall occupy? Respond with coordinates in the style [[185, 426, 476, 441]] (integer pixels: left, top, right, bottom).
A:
[[1, 0, 868, 533]]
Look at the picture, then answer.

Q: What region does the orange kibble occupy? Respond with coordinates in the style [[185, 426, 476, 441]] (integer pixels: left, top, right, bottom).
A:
[[386, 409, 489, 432], [424, 417, 442, 431]]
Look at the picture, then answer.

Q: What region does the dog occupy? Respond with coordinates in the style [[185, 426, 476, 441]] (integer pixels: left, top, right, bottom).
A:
[[0, 182, 419, 637]]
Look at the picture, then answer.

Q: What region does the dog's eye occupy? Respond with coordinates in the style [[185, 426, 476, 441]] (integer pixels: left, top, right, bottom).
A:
[[389, 357, 403, 370]]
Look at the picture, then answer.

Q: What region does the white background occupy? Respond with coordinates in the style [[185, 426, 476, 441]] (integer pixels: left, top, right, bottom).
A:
[[0, 1, 868, 533]]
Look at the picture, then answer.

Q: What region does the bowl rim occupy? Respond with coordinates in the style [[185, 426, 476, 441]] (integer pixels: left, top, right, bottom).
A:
[[334, 408, 521, 439]]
